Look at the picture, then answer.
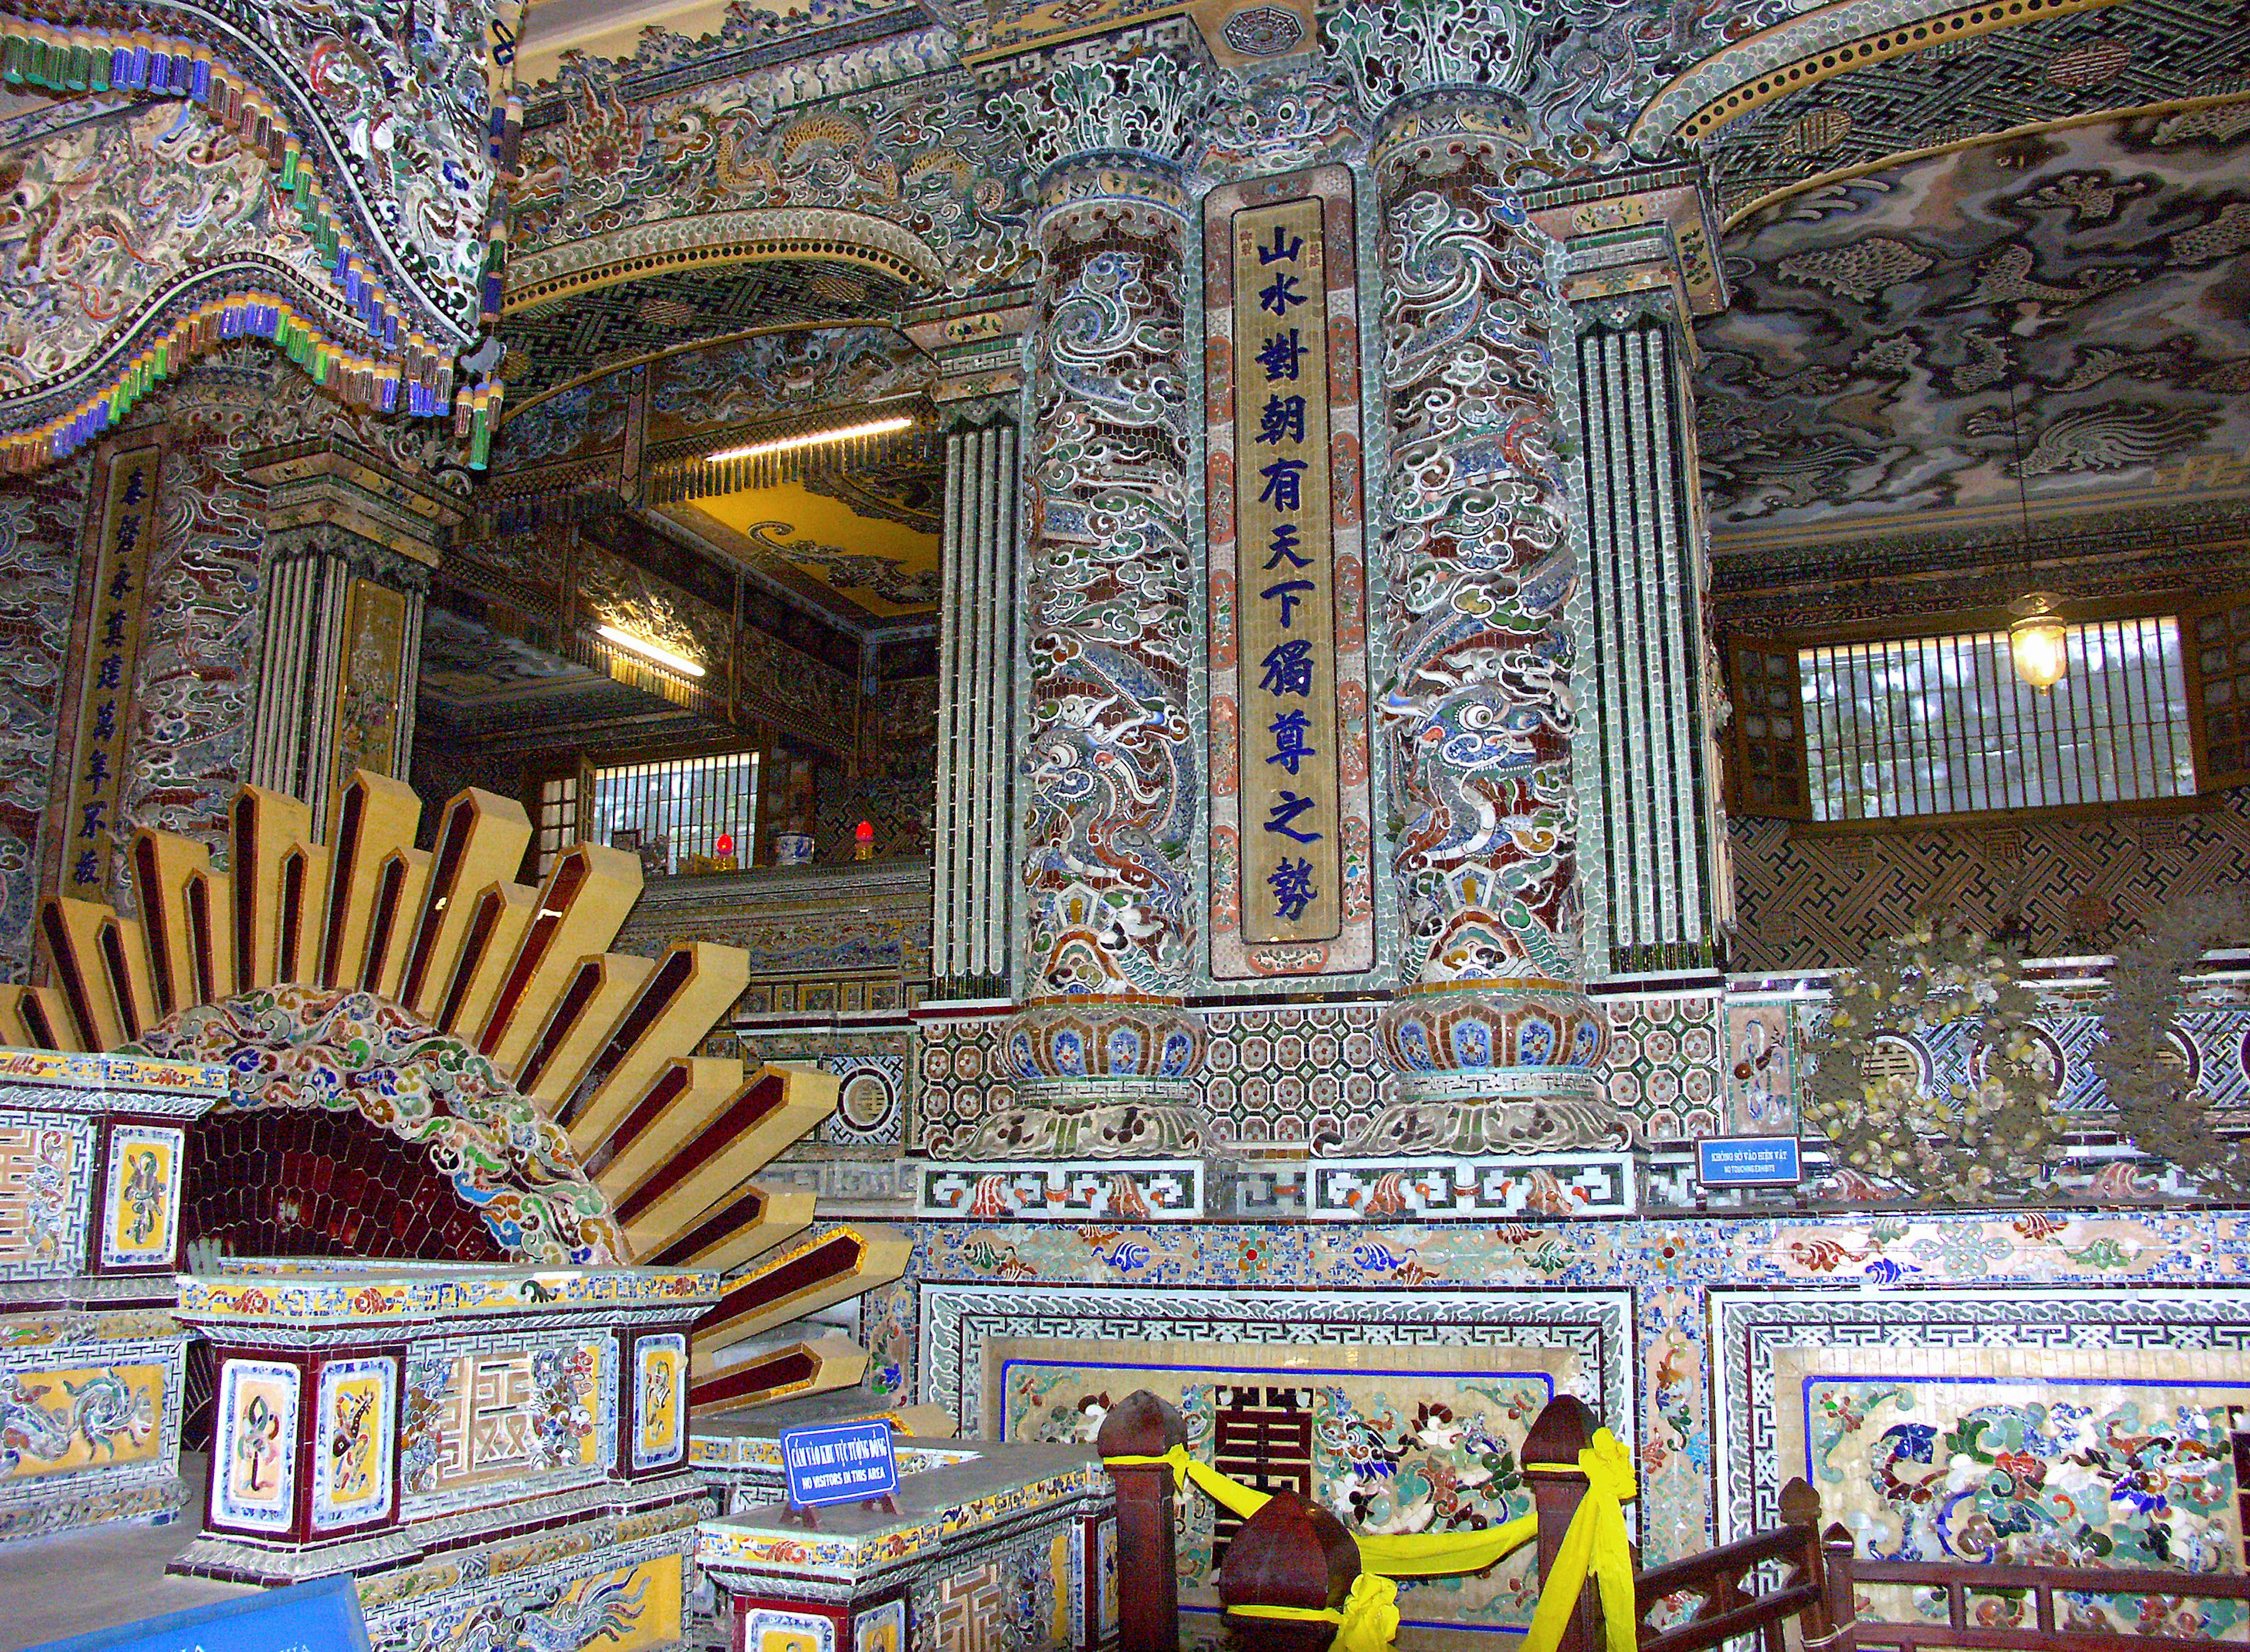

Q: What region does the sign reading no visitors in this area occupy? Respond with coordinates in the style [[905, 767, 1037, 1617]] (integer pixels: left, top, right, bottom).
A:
[[781, 1419, 900, 1509]]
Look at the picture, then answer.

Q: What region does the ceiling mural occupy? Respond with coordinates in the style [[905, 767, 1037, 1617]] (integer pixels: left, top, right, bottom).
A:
[[1692, 0, 2250, 224], [1693, 114, 2250, 549], [677, 475, 942, 620]]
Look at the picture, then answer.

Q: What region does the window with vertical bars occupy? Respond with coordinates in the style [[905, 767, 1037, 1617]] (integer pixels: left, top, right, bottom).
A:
[[553, 751, 760, 877], [1799, 616, 2195, 822], [534, 776, 578, 880]]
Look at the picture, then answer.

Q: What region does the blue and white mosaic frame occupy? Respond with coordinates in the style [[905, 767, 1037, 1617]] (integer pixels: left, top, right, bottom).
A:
[[915, 1282, 1632, 1441], [212, 1357, 301, 1534], [311, 1354, 397, 1532]]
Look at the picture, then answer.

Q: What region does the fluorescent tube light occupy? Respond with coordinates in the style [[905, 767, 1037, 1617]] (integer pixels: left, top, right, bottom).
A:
[[598, 624, 705, 678], [706, 413, 914, 466]]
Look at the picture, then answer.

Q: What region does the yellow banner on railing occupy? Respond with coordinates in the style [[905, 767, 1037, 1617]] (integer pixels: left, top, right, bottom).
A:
[[1108, 1428, 1639, 1652]]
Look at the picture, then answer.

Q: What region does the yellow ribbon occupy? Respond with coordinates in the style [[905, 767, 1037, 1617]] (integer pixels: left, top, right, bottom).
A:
[[1232, 1575, 1402, 1652], [1107, 1429, 1639, 1652], [1521, 1431, 1639, 1652]]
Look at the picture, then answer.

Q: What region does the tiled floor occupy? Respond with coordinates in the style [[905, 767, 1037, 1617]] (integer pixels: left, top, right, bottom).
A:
[[5, 1456, 248, 1650]]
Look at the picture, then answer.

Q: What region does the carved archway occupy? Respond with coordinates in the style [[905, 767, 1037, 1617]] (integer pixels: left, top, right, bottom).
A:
[[4, 770, 905, 1414]]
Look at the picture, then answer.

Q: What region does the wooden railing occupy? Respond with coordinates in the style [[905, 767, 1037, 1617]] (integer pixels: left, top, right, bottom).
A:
[[1099, 1387, 2250, 1652], [1841, 1555, 2250, 1652]]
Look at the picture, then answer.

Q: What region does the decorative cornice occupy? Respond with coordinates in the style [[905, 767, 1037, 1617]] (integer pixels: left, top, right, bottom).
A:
[[1328, 0, 1538, 114], [1524, 163, 1727, 316], [1629, 0, 2128, 154], [503, 207, 947, 312]]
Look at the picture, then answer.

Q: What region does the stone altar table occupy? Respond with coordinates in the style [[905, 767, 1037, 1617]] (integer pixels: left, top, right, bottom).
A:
[[698, 1440, 1115, 1651]]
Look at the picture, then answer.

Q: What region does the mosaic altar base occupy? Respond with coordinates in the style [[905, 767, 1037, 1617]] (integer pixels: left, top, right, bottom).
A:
[[698, 1440, 1116, 1652], [690, 1392, 965, 1517], [0, 1048, 225, 1543], [169, 1258, 722, 1652]]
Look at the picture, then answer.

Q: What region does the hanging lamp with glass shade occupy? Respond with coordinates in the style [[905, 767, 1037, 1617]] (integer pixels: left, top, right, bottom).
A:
[[2009, 592, 2070, 691], [2000, 387, 2068, 692]]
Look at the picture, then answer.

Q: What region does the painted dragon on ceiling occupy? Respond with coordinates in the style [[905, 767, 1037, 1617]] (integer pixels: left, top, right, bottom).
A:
[[1695, 114, 2250, 537]]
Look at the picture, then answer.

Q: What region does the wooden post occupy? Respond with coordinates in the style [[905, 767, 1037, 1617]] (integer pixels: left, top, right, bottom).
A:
[[1219, 1489, 1360, 1652], [1819, 1523, 1860, 1651], [1098, 1390, 1187, 1652], [1524, 1395, 1604, 1652]]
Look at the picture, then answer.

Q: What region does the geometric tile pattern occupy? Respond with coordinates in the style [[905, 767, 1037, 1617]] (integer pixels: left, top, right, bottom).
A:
[[1728, 789, 2250, 973], [1597, 996, 1723, 1144]]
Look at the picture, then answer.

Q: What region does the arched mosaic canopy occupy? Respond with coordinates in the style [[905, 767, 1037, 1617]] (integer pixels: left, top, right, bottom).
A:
[[2, 769, 905, 1414]]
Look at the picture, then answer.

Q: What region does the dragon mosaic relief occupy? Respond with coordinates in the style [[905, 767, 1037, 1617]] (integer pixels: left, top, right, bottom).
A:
[[509, 73, 1033, 298], [1696, 115, 2250, 540], [0, 0, 508, 465], [1376, 142, 1581, 986], [1021, 206, 1200, 996], [0, 101, 322, 401]]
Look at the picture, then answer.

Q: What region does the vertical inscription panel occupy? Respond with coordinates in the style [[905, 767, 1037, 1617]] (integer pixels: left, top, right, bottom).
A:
[[59, 443, 162, 896], [1206, 168, 1372, 976]]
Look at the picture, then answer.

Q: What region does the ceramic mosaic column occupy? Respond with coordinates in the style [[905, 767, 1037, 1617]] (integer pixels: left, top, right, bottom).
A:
[[241, 438, 464, 835], [1341, 0, 1611, 1151], [932, 412, 1020, 1002], [976, 42, 1211, 1156], [1525, 171, 1736, 986]]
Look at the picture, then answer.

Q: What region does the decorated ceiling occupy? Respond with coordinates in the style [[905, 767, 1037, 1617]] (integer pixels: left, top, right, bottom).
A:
[[500, 257, 911, 397], [1693, 0, 2250, 225], [416, 602, 717, 742], [486, 322, 942, 632], [678, 475, 941, 619], [1693, 112, 2250, 554]]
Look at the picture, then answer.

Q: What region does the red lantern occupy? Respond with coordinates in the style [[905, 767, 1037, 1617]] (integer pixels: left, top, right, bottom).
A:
[[715, 832, 735, 857]]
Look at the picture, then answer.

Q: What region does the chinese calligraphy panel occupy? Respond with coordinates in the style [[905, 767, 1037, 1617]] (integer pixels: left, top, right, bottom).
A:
[[62, 445, 160, 896], [1206, 168, 1372, 975]]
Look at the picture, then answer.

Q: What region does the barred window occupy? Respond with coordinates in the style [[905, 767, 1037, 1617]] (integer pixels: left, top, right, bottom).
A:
[[533, 775, 578, 879], [1798, 616, 2194, 822], [537, 750, 760, 877]]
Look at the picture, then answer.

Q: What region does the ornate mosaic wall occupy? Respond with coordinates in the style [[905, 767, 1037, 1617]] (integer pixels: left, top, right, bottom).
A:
[[0, 466, 81, 979], [0, 101, 326, 403], [0, 0, 509, 466], [912, 992, 1725, 1155], [867, 1209, 2250, 1643], [1728, 790, 2250, 972], [32, 351, 451, 917]]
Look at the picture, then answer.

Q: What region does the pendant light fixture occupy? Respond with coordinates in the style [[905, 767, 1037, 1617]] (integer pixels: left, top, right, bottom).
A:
[[2001, 384, 2068, 692]]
